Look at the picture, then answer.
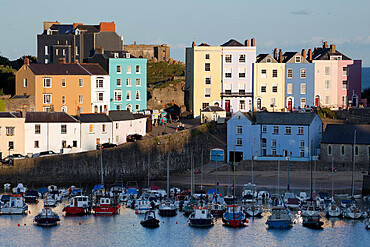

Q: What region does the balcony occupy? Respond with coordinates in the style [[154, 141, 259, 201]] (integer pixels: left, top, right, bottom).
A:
[[220, 91, 252, 98]]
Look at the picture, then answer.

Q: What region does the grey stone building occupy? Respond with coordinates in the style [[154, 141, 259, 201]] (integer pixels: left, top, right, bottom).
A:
[[37, 21, 123, 64], [321, 124, 370, 165], [123, 41, 170, 61]]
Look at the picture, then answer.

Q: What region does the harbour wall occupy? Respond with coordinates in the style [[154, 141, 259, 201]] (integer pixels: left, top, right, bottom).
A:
[[0, 123, 226, 187]]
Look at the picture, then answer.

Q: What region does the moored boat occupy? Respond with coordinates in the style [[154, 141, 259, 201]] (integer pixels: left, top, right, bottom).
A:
[[25, 190, 39, 203], [158, 201, 177, 217], [93, 197, 120, 215], [266, 206, 293, 229], [286, 198, 300, 210], [189, 206, 214, 227], [0, 194, 28, 215], [343, 204, 364, 219], [140, 210, 160, 228], [34, 207, 60, 227], [210, 203, 224, 217], [324, 204, 342, 218], [222, 204, 247, 227], [44, 194, 57, 207], [302, 216, 324, 229], [244, 204, 263, 217], [63, 196, 92, 216], [135, 199, 152, 214]]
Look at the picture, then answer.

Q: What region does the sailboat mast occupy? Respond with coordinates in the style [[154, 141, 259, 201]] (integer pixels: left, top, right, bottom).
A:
[[100, 148, 104, 186], [331, 156, 334, 199], [148, 153, 150, 188], [167, 135, 170, 198]]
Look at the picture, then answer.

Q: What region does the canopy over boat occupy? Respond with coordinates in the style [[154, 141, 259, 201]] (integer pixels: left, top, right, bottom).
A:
[[127, 188, 138, 195]]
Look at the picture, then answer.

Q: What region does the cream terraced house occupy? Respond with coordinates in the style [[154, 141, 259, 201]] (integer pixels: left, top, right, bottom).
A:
[[0, 112, 25, 157]]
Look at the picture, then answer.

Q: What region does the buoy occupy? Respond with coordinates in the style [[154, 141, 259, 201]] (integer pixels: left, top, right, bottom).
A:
[[79, 223, 81, 225], [18, 224, 20, 227], [176, 222, 177, 224], [24, 223, 26, 226]]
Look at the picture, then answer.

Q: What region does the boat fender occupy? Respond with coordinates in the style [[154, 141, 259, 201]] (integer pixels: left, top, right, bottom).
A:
[[234, 213, 240, 220]]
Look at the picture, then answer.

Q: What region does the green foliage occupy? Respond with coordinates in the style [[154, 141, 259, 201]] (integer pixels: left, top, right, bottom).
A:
[[0, 56, 10, 66], [318, 108, 337, 119], [13, 55, 37, 70], [147, 61, 185, 85], [0, 66, 16, 74], [0, 99, 6, 111]]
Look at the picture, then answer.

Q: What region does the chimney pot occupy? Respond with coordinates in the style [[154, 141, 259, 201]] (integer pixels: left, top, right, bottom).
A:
[[324, 41, 328, 48], [134, 41, 137, 45], [301, 49, 306, 58], [274, 48, 277, 60], [192, 41, 195, 47], [279, 49, 283, 63], [24, 57, 30, 65], [308, 49, 312, 61], [244, 40, 249, 46], [251, 38, 255, 47], [330, 44, 336, 53]]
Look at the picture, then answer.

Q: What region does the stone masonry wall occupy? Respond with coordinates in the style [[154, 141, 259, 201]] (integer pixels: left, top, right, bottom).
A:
[[0, 124, 225, 186]]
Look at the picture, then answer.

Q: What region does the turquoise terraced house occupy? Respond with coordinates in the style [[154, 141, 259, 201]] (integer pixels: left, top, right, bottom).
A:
[[109, 57, 147, 112]]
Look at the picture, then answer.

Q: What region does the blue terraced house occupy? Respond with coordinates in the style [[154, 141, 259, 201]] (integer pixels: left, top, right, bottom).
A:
[[87, 49, 147, 112], [283, 50, 315, 110]]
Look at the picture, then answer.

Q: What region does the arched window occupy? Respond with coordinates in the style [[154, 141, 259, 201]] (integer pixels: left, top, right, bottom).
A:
[[341, 145, 345, 156], [327, 145, 332, 156]]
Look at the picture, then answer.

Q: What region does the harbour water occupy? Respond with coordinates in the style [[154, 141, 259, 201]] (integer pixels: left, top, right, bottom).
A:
[[0, 199, 369, 247]]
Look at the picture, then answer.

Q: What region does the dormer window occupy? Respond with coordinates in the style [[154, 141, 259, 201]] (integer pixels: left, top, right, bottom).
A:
[[295, 56, 301, 63], [47, 29, 52, 35], [266, 58, 272, 63], [75, 29, 80, 35], [114, 53, 119, 58], [126, 53, 130, 58]]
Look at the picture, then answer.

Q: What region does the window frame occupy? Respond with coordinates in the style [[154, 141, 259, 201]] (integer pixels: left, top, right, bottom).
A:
[[300, 68, 307, 79], [43, 78, 52, 88]]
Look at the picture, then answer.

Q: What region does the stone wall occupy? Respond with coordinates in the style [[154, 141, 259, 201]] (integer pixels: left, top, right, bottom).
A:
[[123, 43, 170, 61], [3, 95, 35, 112], [147, 81, 185, 111], [0, 123, 225, 186]]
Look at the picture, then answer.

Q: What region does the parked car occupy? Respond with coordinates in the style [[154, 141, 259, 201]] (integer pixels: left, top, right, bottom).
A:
[[2, 154, 26, 164], [126, 134, 143, 142], [101, 143, 117, 149], [32, 150, 56, 158]]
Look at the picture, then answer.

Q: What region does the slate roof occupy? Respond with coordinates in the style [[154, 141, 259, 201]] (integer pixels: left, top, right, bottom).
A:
[[321, 124, 370, 144], [49, 24, 73, 34], [80, 64, 108, 75], [245, 112, 316, 125], [108, 110, 134, 121], [25, 112, 78, 123], [0, 112, 22, 118], [256, 54, 277, 63], [221, 39, 244, 47], [282, 52, 298, 63], [28, 64, 90, 75], [74, 25, 100, 33], [76, 113, 112, 123], [312, 47, 351, 60], [133, 114, 147, 119], [201, 106, 225, 112]]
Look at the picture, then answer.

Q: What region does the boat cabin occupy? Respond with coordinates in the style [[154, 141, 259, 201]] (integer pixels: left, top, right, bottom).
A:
[[7, 195, 25, 207], [99, 197, 112, 205], [71, 196, 89, 207]]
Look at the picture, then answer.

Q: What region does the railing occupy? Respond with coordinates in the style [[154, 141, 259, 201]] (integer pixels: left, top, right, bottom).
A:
[[220, 92, 252, 97]]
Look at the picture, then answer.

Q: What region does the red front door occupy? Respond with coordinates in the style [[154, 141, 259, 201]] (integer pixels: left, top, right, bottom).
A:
[[288, 99, 292, 111], [225, 101, 230, 112], [315, 97, 319, 107]]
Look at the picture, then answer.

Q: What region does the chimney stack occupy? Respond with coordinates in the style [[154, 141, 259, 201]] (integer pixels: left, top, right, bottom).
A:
[[76, 106, 81, 117], [21, 104, 27, 118], [274, 48, 277, 60], [43, 21, 60, 31], [99, 22, 115, 32], [330, 44, 336, 53], [95, 46, 104, 54], [134, 41, 137, 45], [59, 58, 66, 64], [24, 57, 30, 65], [245, 40, 249, 46], [323, 41, 328, 48], [301, 49, 306, 58], [308, 49, 312, 61], [251, 38, 255, 47], [73, 23, 83, 29], [192, 41, 195, 47], [279, 49, 283, 63]]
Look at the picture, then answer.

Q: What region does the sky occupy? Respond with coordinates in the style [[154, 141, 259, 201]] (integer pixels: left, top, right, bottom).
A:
[[0, 0, 369, 66]]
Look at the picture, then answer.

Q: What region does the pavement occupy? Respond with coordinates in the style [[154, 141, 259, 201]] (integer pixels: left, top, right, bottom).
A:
[[144, 118, 201, 139]]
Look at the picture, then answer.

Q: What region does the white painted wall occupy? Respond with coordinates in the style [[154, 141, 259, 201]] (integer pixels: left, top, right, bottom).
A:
[[90, 75, 110, 113], [112, 117, 147, 145], [80, 122, 113, 151]]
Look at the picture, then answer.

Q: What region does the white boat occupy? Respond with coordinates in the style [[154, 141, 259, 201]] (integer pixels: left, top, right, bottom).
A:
[[135, 199, 152, 214], [0, 195, 28, 215], [12, 183, 27, 194], [296, 192, 309, 203], [188, 206, 214, 227], [266, 206, 293, 229], [257, 190, 270, 201], [324, 204, 342, 218], [4, 183, 11, 191], [241, 183, 257, 203], [244, 204, 263, 217], [283, 192, 295, 204], [58, 188, 70, 197], [301, 201, 321, 217], [48, 185, 58, 192], [286, 198, 300, 210], [343, 205, 364, 219], [44, 194, 57, 207], [158, 201, 177, 217]]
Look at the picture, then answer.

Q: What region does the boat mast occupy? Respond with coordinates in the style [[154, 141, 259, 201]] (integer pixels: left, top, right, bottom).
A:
[[331, 155, 334, 200], [167, 135, 170, 199], [191, 151, 193, 196], [100, 148, 104, 186], [351, 129, 357, 196], [148, 153, 150, 188]]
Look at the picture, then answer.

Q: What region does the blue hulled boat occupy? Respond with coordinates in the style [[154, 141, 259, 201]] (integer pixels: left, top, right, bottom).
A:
[[222, 205, 247, 227]]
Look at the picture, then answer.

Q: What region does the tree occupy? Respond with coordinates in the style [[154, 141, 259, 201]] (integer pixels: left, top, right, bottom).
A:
[[0, 55, 10, 66], [12, 55, 37, 70]]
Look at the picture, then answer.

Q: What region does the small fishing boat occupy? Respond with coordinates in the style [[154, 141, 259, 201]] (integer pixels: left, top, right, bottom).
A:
[[34, 207, 60, 227], [44, 194, 57, 207], [24, 190, 39, 203], [158, 201, 177, 217], [324, 204, 342, 218], [302, 216, 324, 229], [242, 183, 257, 203], [244, 204, 263, 217], [224, 195, 237, 205], [257, 190, 270, 201], [63, 196, 92, 216], [189, 206, 214, 227], [140, 210, 159, 228], [266, 206, 293, 229], [135, 199, 152, 214], [301, 200, 321, 217], [210, 203, 224, 217], [222, 205, 247, 227], [286, 198, 300, 210], [296, 192, 309, 203], [0, 194, 28, 215], [93, 197, 120, 215], [343, 204, 364, 219]]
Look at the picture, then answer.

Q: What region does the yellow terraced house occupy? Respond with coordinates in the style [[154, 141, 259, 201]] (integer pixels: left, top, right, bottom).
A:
[[185, 43, 222, 117], [253, 52, 285, 111]]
